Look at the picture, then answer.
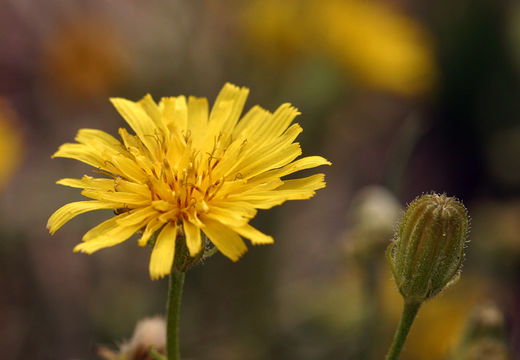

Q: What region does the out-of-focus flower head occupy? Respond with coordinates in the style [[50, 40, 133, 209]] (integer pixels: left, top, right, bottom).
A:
[[47, 83, 330, 280], [449, 302, 512, 360], [240, 0, 437, 96], [314, 0, 436, 96], [39, 17, 129, 102], [0, 98, 23, 190], [342, 186, 401, 263], [462, 302, 507, 342], [240, 0, 308, 64], [98, 316, 166, 360]]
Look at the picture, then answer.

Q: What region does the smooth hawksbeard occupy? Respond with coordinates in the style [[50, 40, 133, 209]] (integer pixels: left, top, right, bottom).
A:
[[47, 83, 330, 279]]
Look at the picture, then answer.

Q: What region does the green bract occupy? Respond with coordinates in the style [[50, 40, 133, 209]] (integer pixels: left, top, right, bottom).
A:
[[387, 193, 469, 303]]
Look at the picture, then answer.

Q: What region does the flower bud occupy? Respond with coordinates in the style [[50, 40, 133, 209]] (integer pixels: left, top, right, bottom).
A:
[[387, 193, 469, 303]]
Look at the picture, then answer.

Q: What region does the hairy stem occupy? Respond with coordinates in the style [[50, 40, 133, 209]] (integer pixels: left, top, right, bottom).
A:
[[385, 301, 421, 360], [167, 269, 185, 360]]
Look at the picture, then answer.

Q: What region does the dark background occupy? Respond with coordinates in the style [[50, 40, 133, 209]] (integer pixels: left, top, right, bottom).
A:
[[0, 0, 519, 359]]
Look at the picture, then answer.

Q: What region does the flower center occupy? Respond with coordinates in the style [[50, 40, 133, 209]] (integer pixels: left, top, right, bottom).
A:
[[146, 144, 225, 223]]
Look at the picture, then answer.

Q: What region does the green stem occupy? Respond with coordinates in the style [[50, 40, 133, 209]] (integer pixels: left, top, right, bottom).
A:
[[167, 269, 185, 360], [385, 301, 422, 360]]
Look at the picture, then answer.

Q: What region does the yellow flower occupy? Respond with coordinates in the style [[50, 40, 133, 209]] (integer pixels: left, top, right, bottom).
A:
[[0, 99, 23, 190], [47, 83, 330, 279], [315, 0, 436, 96], [241, 0, 308, 63], [240, 0, 436, 96]]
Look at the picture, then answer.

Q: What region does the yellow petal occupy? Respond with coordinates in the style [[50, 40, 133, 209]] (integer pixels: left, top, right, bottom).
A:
[[110, 155, 148, 183], [202, 83, 249, 152], [187, 96, 209, 149], [52, 143, 104, 168], [80, 209, 151, 243], [205, 203, 257, 227], [228, 123, 303, 179], [210, 83, 249, 136], [233, 224, 274, 245], [240, 142, 302, 179], [74, 221, 143, 254], [75, 128, 122, 149], [233, 105, 271, 138], [151, 200, 171, 212], [183, 220, 202, 257], [115, 206, 156, 226], [206, 135, 248, 179], [201, 218, 247, 261], [82, 215, 120, 242], [220, 178, 282, 196], [47, 201, 114, 235], [250, 103, 299, 141], [118, 127, 144, 151], [81, 189, 149, 206], [232, 197, 285, 210], [252, 156, 331, 182], [110, 98, 159, 156], [277, 173, 327, 193], [76, 129, 127, 165], [56, 176, 114, 191], [138, 94, 161, 126], [149, 222, 178, 280], [162, 96, 188, 134], [227, 174, 326, 209], [138, 217, 165, 247], [113, 178, 151, 197]]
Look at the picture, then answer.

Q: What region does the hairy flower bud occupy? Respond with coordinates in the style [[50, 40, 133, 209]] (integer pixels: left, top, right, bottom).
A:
[[387, 193, 469, 303]]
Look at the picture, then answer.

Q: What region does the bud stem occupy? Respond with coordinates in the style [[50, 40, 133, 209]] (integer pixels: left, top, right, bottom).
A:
[[385, 301, 422, 360], [167, 268, 185, 360]]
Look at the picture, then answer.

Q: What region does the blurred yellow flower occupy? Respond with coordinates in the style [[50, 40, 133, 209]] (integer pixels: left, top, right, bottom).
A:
[[47, 83, 330, 279], [241, 0, 308, 63], [40, 18, 128, 101], [241, 0, 436, 96], [315, 0, 436, 96], [0, 99, 23, 190]]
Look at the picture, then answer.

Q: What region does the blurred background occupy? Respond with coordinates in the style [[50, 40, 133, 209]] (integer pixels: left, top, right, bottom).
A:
[[1, 0, 519, 359]]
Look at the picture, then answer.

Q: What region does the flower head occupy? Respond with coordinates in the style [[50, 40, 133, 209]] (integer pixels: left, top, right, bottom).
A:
[[241, 0, 436, 96], [315, 0, 436, 96], [0, 98, 23, 191], [387, 193, 469, 303], [47, 83, 330, 279]]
